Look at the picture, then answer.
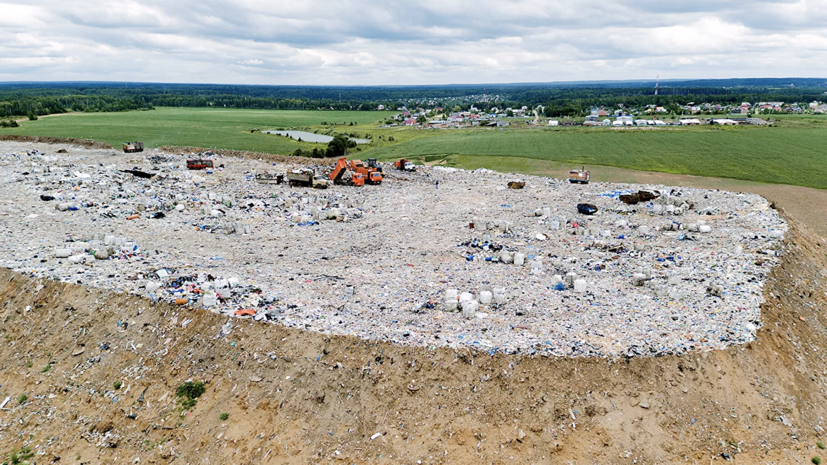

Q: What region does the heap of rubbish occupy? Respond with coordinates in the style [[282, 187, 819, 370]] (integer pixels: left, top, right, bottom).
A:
[[0, 142, 787, 358]]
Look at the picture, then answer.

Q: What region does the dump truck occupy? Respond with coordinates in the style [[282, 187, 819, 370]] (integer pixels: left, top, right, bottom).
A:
[[254, 172, 284, 185], [187, 159, 214, 170], [287, 169, 329, 189], [348, 159, 383, 185], [329, 158, 365, 186], [568, 168, 590, 184], [122, 142, 144, 153], [394, 159, 416, 171]]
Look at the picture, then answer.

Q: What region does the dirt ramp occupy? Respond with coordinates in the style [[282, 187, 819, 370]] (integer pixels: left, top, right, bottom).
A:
[[0, 217, 826, 464]]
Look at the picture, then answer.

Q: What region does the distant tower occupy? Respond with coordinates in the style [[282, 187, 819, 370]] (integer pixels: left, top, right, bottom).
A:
[[654, 75, 659, 96]]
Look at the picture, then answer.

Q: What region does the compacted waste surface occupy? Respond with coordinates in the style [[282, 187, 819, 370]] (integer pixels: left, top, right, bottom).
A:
[[0, 142, 786, 357]]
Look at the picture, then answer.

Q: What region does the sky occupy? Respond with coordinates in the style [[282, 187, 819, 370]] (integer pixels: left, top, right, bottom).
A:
[[0, 0, 826, 85]]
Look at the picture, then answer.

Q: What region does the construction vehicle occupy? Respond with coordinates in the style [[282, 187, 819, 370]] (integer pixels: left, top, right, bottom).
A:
[[122, 142, 144, 153], [568, 167, 590, 184], [254, 172, 284, 185], [348, 159, 383, 185], [187, 159, 214, 170], [394, 158, 416, 171], [366, 158, 383, 172], [287, 169, 329, 189], [329, 158, 365, 186]]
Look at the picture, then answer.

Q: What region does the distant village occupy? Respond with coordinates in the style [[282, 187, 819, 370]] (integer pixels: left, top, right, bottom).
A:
[[382, 100, 827, 129]]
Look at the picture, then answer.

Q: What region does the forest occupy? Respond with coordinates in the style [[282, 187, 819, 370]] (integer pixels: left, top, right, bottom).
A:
[[1, 78, 825, 118]]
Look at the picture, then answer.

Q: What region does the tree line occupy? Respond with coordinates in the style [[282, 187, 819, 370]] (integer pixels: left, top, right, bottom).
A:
[[1, 80, 825, 119]]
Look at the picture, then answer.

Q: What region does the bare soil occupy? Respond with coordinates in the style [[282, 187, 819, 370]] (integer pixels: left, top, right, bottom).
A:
[[0, 135, 112, 150], [0, 210, 826, 464], [156, 145, 337, 166]]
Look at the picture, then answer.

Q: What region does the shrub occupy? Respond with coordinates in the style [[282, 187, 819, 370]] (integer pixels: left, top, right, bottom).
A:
[[7, 446, 34, 464], [813, 457, 822, 465], [818, 441, 826, 450], [17, 394, 27, 405], [176, 381, 205, 411], [220, 412, 229, 421], [113, 381, 122, 390]]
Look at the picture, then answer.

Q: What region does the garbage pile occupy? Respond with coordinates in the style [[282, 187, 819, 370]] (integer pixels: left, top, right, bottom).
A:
[[0, 142, 788, 358]]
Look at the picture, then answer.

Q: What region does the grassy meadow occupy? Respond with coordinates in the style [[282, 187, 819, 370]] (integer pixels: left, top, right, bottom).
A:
[[2, 107, 396, 154], [2, 107, 826, 189], [368, 125, 827, 189]]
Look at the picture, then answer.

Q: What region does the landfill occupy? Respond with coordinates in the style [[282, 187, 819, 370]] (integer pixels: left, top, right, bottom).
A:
[[0, 142, 787, 358]]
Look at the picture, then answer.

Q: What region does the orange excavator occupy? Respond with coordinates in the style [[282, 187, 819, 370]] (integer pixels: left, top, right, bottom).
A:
[[329, 157, 365, 186], [348, 159, 383, 185]]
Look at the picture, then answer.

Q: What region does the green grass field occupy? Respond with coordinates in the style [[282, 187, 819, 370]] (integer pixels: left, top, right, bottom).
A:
[[3, 107, 826, 189], [368, 126, 827, 189], [2, 107, 396, 154]]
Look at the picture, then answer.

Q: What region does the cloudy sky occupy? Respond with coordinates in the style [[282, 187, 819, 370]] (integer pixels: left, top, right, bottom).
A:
[[1, 0, 825, 85]]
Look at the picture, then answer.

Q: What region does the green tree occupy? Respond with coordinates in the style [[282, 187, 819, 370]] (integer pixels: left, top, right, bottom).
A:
[[325, 135, 356, 158]]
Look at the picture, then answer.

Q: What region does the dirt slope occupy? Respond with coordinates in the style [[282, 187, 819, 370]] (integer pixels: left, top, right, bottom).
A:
[[0, 135, 112, 149], [0, 211, 826, 464]]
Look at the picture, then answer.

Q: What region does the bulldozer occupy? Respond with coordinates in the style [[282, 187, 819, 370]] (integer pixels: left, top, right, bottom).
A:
[[329, 158, 365, 187], [366, 158, 383, 172], [348, 159, 383, 185]]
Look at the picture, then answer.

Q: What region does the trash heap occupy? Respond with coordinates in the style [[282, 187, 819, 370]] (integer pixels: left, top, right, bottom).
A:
[[0, 142, 788, 358]]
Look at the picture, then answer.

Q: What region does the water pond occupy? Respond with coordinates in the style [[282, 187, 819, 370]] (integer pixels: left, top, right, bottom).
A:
[[264, 130, 371, 144]]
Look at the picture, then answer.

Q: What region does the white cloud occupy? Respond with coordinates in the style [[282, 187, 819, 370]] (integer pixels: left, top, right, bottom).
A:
[[0, 0, 824, 84]]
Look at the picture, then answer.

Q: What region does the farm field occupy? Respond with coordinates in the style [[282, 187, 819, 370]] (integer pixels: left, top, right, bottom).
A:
[[3, 107, 827, 189], [1, 107, 396, 154], [369, 125, 827, 189]]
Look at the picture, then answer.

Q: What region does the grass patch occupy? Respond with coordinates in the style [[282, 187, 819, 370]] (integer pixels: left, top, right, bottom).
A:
[[175, 381, 205, 411], [16, 394, 27, 405], [40, 362, 52, 373], [2, 445, 34, 465]]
